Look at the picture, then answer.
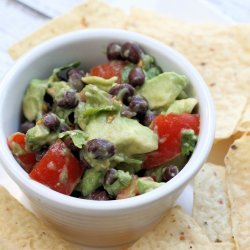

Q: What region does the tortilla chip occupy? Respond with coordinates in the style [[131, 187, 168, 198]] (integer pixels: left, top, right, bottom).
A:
[[224, 134, 250, 250], [125, 8, 250, 139], [213, 94, 247, 140], [207, 136, 237, 165], [128, 206, 213, 250], [230, 24, 250, 56], [0, 238, 16, 250], [0, 186, 77, 249], [8, 0, 126, 60], [80, 0, 127, 28], [193, 163, 234, 244], [213, 242, 235, 250], [237, 101, 250, 132]]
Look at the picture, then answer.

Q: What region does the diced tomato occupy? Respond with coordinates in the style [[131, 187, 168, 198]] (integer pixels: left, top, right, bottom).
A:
[[90, 61, 126, 83], [8, 132, 36, 173], [29, 139, 83, 195], [143, 113, 200, 169]]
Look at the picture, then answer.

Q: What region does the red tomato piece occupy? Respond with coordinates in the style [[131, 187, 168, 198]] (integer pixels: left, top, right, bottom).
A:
[[29, 139, 83, 195], [143, 113, 200, 169], [8, 132, 36, 173], [90, 61, 126, 83]]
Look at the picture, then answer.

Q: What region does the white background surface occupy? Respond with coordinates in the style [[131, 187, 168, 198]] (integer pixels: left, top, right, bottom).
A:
[[0, 0, 248, 230]]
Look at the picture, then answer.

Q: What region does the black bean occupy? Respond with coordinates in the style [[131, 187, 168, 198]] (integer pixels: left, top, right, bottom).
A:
[[68, 69, 85, 92], [109, 83, 135, 104], [107, 43, 122, 60], [63, 136, 78, 152], [20, 121, 35, 133], [121, 42, 141, 64], [104, 168, 118, 185], [35, 147, 48, 161], [57, 90, 79, 109], [162, 165, 179, 182], [129, 95, 148, 116], [128, 67, 145, 87], [43, 113, 60, 131], [87, 190, 110, 201], [57, 68, 70, 81], [86, 139, 115, 160], [142, 111, 156, 126]]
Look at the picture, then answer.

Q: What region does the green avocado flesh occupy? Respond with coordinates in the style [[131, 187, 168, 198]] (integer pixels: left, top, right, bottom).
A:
[[86, 114, 158, 155], [138, 72, 188, 109], [22, 79, 47, 121]]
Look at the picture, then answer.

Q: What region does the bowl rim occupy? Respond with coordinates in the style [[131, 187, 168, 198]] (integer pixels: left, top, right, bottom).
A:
[[0, 29, 215, 213]]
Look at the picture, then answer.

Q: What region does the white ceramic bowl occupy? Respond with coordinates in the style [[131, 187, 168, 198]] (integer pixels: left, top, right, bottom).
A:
[[0, 29, 215, 249]]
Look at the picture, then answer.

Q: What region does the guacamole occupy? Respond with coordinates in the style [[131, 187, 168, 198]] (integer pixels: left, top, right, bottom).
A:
[[8, 41, 199, 200]]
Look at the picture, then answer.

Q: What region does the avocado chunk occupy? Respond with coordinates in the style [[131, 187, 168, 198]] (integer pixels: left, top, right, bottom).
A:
[[47, 81, 70, 98], [80, 169, 104, 196], [164, 98, 198, 114], [177, 90, 188, 100], [84, 154, 112, 171], [86, 114, 158, 155], [137, 177, 164, 194], [26, 124, 58, 151], [83, 84, 118, 107], [76, 85, 121, 130], [81, 152, 144, 173], [115, 154, 144, 174], [22, 79, 47, 121], [138, 72, 188, 109], [82, 76, 117, 91], [104, 170, 132, 196]]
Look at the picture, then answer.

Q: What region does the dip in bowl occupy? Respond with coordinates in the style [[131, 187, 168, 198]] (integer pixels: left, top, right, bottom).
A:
[[0, 29, 215, 248]]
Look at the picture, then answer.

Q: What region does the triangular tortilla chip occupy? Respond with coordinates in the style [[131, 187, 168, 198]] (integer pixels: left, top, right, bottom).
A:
[[0, 186, 77, 249], [225, 134, 250, 250], [128, 206, 213, 250], [193, 163, 234, 244]]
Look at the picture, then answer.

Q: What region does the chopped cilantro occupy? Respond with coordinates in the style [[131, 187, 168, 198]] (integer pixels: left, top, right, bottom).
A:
[[59, 130, 88, 149], [181, 129, 197, 156]]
